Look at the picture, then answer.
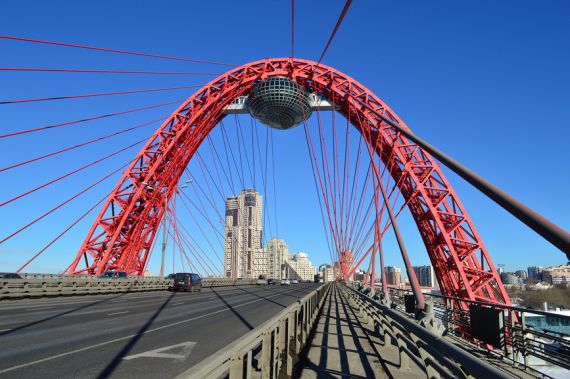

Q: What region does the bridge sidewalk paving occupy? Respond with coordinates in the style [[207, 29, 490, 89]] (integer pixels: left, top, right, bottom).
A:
[[296, 284, 425, 379]]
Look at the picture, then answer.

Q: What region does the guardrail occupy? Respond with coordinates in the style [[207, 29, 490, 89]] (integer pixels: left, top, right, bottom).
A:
[[176, 283, 331, 379], [386, 287, 570, 376], [342, 284, 514, 379], [0, 277, 263, 299]]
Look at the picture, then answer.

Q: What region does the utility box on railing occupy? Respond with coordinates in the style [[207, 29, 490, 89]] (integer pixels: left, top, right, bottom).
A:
[[469, 305, 504, 348], [404, 295, 416, 313]]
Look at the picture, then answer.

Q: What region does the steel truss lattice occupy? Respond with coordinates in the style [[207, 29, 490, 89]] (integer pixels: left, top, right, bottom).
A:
[[66, 58, 510, 307]]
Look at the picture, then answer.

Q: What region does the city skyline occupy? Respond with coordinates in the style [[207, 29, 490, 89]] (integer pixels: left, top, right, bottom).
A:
[[0, 1, 567, 276], [224, 189, 318, 281]]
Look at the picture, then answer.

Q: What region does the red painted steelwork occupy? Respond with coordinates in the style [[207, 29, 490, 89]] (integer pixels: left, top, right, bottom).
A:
[[66, 58, 510, 306]]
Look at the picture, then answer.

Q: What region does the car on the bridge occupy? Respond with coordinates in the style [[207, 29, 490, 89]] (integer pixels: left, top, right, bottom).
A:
[[98, 271, 128, 279], [172, 272, 202, 292], [267, 278, 277, 285], [0, 272, 23, 279], [291, 279, 299, 284], [281, 278, 291, 285]]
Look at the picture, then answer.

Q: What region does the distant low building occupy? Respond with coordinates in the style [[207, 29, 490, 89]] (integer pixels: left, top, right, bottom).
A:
[[322, 265, 334, 282], [353, 270, 365, 282], [500, 272, 519, 286], [286, 252, 317, 282], [542, 264, 570, 285], [514, 270, 527, 281]]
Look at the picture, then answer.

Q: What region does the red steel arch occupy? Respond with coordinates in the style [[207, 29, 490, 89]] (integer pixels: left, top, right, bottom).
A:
[[66, 58, 509, 305]]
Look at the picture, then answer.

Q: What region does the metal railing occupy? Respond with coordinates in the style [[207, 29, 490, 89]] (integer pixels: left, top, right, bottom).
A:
[[385, 287, 570, 376], [0, 277, 264, 299], [343, 284, 515, 378], [176, 283, 330, 379]]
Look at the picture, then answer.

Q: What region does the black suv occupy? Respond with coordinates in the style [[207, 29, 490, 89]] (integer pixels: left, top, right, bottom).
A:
[[171, 273, 202, 292]]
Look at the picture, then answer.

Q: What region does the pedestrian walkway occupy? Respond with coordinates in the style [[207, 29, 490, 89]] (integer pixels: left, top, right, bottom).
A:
[[296, 284, 425, 378]]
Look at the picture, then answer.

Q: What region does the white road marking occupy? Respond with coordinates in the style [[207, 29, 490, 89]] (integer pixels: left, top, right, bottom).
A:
[[0, 329, 12, 333], [0, 291, 287, 374], [171, 302, 184, 306], [123, 341, 196, 361], [107, 311, 129, 316], [25, 307, 54, 311]]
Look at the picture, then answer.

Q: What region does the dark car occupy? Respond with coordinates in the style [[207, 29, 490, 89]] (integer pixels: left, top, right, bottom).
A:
[[0, 273, 23, 279], [98, 271, 128, 279], [267, 278, 277, 285], [172, 273, 202, 292]]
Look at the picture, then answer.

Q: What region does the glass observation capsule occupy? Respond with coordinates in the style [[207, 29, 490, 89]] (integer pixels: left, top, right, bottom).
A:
[[247, 76, 312, 130]]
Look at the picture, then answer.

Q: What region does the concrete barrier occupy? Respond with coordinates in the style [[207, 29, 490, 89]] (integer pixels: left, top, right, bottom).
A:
[[176, 283, 331, 379], [0, 277, 263, 299]]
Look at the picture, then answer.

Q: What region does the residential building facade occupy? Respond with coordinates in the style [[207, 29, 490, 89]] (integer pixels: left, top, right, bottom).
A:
[[224, 189, 264, 279], [412, 265, 436, 288], [385, 266, 402, 286], [266, 238, 290, 280], [286, 252, 317, 282]]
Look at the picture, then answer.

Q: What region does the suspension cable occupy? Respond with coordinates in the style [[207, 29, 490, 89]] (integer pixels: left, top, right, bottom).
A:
[[0, 67, 219, 75], [0, 160, 132, 245], [16, 192, 109, 272], [302, 116, 337, 264], [291, 0, 295, 57], [0, 34, 236, 66], [0, 85, 202, 105], [0, 99, 181, 139], [318, 0, 353, 63], [270, 128, 279, 240], [0, 138, 145, 207], [0, 117, 163, 173]]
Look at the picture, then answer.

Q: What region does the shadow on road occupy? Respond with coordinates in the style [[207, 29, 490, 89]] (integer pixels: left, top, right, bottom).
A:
[[236, 287, 287, 308], [96, 291, 176, 379], [211, 288, 254, 330], [0, 293, 128, 337]]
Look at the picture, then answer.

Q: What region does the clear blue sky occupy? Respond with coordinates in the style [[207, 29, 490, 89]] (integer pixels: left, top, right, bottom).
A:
[[0, 0, 568, 276]]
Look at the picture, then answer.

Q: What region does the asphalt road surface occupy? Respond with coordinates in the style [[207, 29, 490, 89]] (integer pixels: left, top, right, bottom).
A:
[[0, 283, 321, 378]]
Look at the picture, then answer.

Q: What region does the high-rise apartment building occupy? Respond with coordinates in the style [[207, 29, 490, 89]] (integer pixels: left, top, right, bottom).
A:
[[527, 266, 544, 282], [385, 266, 402, 286], [267, 238, 290, 280], [224, 189, 264, 279], [412, 265, 436, 288]]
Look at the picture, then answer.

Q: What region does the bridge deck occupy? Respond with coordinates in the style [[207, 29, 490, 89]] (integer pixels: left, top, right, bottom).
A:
[[296, 284, 424, 378]]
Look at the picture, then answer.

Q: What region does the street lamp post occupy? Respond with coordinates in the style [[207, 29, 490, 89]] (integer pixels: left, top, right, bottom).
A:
[[142, 179, 191, 278], [160, 193, 168, 278]]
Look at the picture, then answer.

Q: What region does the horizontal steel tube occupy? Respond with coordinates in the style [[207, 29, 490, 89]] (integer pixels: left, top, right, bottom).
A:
[[367, 106, 570, 258]]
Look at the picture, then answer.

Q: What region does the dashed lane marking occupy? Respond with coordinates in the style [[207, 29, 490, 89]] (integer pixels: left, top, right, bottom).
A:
[[107, 311, 129, 316]]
